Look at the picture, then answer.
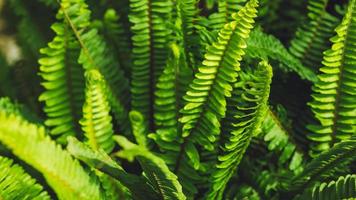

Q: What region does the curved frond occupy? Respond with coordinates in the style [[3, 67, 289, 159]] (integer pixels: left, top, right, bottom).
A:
[[307, 0, 356, 156], [38, 17, 85, 142], [0, 112, 102, 200], [296, 174, 356, 200], [206, 61, 272, 200], [0, 156, 50, 200], [80, 69, 115, 153], [59, 0, 131, 135], [246, 29, 317, 82], [177, 0, 259, 171]]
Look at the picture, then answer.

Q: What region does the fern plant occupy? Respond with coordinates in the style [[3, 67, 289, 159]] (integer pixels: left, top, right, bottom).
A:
[[0, 0, 355, 199]]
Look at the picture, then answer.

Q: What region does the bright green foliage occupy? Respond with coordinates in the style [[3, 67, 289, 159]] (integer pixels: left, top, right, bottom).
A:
[[129, 110, 149, 147], [206, 61, 272, 199], [178, 0, 259, 168], [307, 0, 356, 156], [296, 174, 356, 200], [208, 0, 247, 29], [80, 70, 115, 153], [129, 0, 173, 129], [0, 156, 50, 200], [1, 0, 356, 199], [60, 0, 131, 136], [0, 112, 102, 200], [289, 0, 340, 72], [38, 18, 85, 142]]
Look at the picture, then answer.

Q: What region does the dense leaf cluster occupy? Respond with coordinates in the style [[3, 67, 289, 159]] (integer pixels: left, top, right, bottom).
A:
[[0, 0, 355, 199]]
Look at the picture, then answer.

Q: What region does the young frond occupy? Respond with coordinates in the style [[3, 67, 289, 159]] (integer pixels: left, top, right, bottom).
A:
[[80, 69, 115, 153]]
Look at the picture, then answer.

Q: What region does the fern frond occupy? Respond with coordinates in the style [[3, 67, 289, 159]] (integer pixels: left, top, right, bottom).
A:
[[246, 29, 317, 82], [153, 44, 192, 132], [261, 108, 305, 174], [289, 0, 340, 72], [296, 174, 356, 200], [101, 9, 132, 78], [67, 137, 159, 200], [129, 110, 149, 147], [0, 156, 50, 200], [177, 0, 259, 171], [80, 69, 115, 153], [177, 0, 200, 70], [59, 0, 131, 135], [38, 18, 86, 142], [129, 0, 173, 130], [208, 0, 247, 30], [0, 112, 102, 200], [285, 137, 356, 193], [206, 61, 272, 200], [115, 135, 186, 200], [307, 0, 356, 156]]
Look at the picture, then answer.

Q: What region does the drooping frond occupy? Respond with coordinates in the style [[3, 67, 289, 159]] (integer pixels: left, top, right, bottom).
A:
[[261, 108, 305, 174], [206, 61, 272, 200], [246, 29, 317, 82], [80, 69, 115, 153], [115, 135, 186, 200], [289, 0, 340, 72], [0, 156, 50, 200], [0, 112, 102, 200], [59, 0, 131, 135], [67, 137, 159, 200], [295, 174, 356, 200], [177, 0, 259, 172], [285, 137, 356, 193], [38, 13, 85, 142], [307, 0, 356, 156], [129, 0, 173, 130]]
